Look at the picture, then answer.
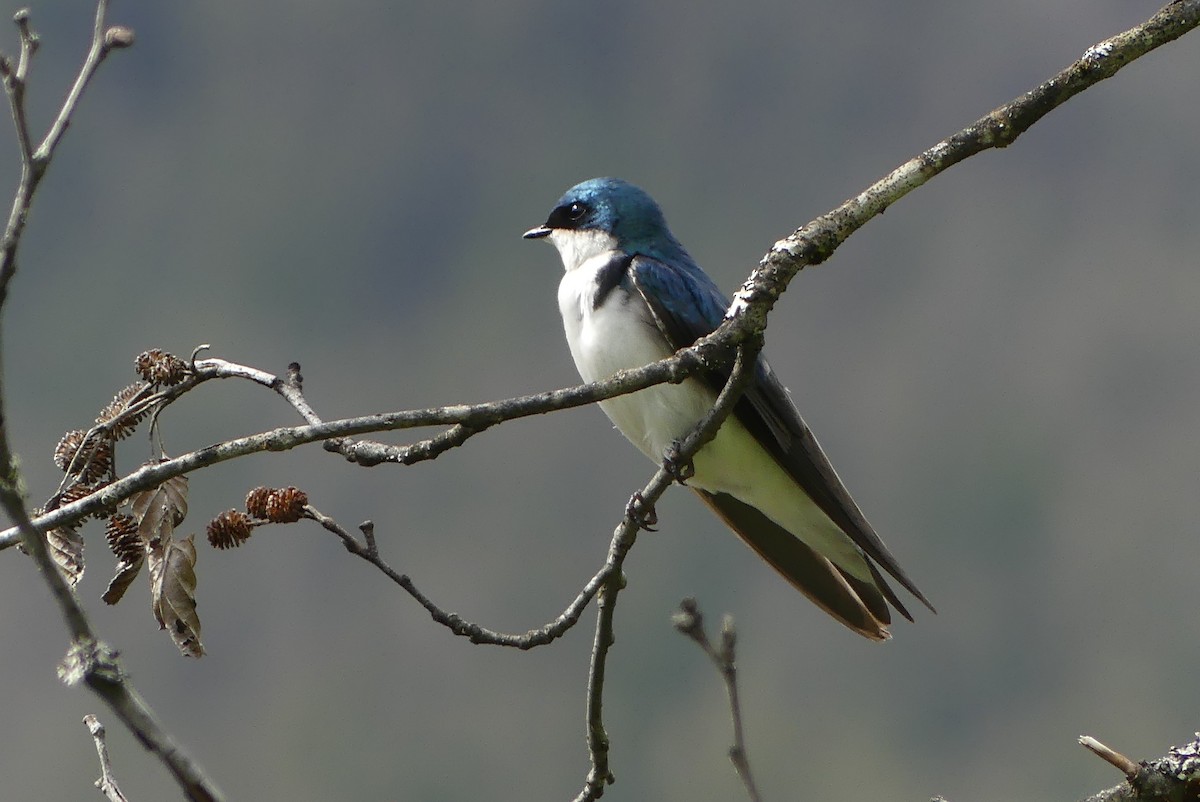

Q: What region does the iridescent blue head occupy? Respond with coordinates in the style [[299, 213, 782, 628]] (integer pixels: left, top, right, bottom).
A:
[[524, 177, 689, 265]]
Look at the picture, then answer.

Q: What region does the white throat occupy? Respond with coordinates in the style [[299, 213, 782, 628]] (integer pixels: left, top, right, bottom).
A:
[[546, 228, 620, 272]]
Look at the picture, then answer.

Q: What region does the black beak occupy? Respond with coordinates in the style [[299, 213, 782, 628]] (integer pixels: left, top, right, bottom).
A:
[[522, 225, 552, 239]]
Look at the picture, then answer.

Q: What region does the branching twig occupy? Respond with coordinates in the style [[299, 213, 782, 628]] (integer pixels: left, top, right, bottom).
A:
[[84, 714, 129, 802], [0, 0, 132, 302], [674, 599, 761, 802], [572, 344, 761, 802], [301, 508, 605, 648], [0, 353, 700, 550], [0, 6, 221, 801]]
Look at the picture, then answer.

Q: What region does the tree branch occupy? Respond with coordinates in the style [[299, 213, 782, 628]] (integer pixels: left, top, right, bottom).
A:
[[6, 2, 1194, 556], [0, 6, 220, 801], [720, 0, 1200, 341], [0, 352, 700, 550]]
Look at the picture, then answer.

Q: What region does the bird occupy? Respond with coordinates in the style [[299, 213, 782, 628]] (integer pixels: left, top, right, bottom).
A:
[[524, 177, 933, 640]]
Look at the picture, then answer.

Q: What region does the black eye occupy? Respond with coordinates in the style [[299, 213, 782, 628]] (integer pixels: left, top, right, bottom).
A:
[[546, 199, 591, 230]]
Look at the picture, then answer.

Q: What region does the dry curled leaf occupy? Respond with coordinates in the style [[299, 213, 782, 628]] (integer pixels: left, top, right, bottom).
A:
[[102, 550, 145, 606], [131, 472, 189, 542], [148, 532, 203, 657], [47, 524, 84, 589]]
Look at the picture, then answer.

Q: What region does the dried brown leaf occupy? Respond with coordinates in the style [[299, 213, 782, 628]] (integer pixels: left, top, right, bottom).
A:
[[102, 551, 145, 605], [47, 525, 84, 589], [132, 472, 189, 542], [148, 533, 203, 657]]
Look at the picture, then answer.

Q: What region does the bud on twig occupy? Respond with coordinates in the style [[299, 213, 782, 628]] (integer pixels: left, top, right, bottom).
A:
[[103, 26, 134, 50]]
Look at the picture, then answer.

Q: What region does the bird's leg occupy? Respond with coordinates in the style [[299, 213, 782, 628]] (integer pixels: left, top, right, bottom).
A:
[[625, 491, 658, 531], [662, 439, 695, 485]]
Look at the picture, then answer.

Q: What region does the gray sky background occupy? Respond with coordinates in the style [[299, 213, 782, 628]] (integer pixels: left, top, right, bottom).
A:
[[1, 2, 1198, 800]]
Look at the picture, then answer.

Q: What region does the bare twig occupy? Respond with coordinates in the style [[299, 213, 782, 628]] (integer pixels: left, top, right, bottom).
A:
[[572, 344, 761, 802], [0, 6, 222, 801], [83, 714, 129, 802], [1081, 735, 1141, 778], [301, 508, 605, 648], [0, 0, 130, 302], [674, 599, 761, 802], [58, 639, 222, 802]]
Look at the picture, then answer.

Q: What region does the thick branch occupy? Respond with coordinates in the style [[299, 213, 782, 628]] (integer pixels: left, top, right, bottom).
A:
[[0, 353, 699, 550]]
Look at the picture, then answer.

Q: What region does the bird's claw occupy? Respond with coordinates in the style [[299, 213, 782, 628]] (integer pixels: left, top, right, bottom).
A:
[[662, 440, 695, 484], [626, 491, 658, 531]]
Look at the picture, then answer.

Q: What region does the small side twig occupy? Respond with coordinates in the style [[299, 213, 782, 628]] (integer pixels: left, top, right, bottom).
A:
[[1077, 733, 1200, 802], [1081, 735, 1141, 778], [300, 506, 604, 648], [84, 714, 129, 802], [674, 599, 761, 802]]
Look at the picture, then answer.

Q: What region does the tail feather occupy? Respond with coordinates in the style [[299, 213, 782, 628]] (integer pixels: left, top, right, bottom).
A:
[[696, 490, 894, 641]]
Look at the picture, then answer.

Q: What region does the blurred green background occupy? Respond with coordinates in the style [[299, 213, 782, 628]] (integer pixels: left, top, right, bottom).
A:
[[1, 2, 1197, 800]]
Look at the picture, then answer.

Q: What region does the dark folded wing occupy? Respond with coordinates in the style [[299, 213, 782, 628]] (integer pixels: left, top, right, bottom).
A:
[[629, 254, 934, 614]]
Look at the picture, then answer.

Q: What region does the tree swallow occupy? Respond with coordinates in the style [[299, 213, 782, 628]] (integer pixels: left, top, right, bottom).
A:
[[525, 177, 933, 640]]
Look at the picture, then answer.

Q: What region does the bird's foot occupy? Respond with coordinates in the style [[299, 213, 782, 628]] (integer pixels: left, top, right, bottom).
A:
[[662, 440, 695, 485], [626, 491, 658, 531]]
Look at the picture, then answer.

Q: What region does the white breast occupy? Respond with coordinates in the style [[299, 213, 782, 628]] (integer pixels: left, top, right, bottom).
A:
[[548, 235, 871, 581], [557, 249, 714, 460]]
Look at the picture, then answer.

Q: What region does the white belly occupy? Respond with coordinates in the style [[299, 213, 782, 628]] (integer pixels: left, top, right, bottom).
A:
[[557, 256, 871, 578]]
